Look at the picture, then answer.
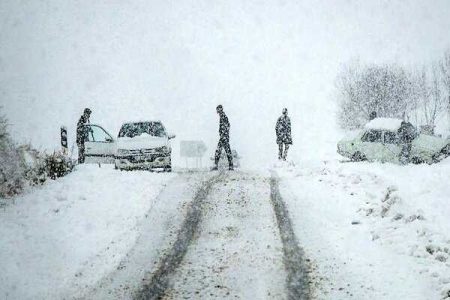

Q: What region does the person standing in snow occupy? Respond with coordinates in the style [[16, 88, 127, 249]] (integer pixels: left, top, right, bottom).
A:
[[76, 108, 91, 164], [212, 105, 233, 171], [276, 108, 292, 160], [398, 121, 416, 164]]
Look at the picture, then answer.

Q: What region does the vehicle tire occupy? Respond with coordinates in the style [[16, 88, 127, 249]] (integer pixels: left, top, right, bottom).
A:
[[351, 152, 366, 162], [442, 144, 450, 155], [411, 157, 424, 164], [164, 165, 172, 172]]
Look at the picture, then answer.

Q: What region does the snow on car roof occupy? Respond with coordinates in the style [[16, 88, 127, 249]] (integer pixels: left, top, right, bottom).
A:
[[365, 118, 403, 131]]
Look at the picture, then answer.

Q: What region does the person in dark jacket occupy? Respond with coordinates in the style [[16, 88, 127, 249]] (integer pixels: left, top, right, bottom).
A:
[[398, 121, 416, 164], [276, 108, 292, 160], [76, 108, 91, 163], [212, 105, 233, 170]]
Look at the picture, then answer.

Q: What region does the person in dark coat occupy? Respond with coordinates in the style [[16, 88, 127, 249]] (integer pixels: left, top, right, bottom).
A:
[[398, 121, 416, 164], [212, 105, 233, 170], [76, 108, 91, 163], [276, 108, 292, 160]]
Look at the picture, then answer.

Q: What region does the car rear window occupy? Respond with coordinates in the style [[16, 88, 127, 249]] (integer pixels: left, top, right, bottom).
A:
[[118, 122, 166, 138]]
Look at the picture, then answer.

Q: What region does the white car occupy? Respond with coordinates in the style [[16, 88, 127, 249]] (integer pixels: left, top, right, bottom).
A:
[[337, 118, 450, 164], [83, 121, 175, 171], [114, 121, 175, 171]]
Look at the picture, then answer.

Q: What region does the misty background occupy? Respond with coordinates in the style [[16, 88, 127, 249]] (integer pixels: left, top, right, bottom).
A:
[[1, 0, 449, 167]]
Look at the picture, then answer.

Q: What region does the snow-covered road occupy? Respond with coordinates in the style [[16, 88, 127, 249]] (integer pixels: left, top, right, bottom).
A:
[[88, 170, 309, 300], [2, 159, 449, 299], [161, 172, 287, 299], [0, 166, 311, 299]]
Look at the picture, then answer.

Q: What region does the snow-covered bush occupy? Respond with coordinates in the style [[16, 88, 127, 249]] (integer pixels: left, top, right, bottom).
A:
[[0, 112, 74, 198], [44, 152, 74, 180], [0, 112, 26, 197], [19, 145, 47, 185]]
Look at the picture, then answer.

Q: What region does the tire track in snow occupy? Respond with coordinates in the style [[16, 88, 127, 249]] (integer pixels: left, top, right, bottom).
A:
[[163, 172, 286, 299], [135, 172, 223, 300], [270, 172, 311, 300]]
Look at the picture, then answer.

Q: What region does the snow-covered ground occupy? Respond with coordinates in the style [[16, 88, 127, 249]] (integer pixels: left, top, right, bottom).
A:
[[1, 154, 450, 299], [0, 164, 179, 299], [277, 157, 450, 299]]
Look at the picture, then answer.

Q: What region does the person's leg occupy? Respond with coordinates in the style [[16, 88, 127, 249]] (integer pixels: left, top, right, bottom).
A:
[[78, 144, 85, 164], [406, 143, 412, 163], [283, 144, 290, 160], [278, 143, 283, 160], [214, 139, 224, 167], [399, 143, 408, 165], [224, 138, 233, 168]]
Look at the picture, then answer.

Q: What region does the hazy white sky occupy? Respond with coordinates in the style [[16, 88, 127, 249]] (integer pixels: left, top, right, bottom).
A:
[[1, 0, 449, 165]]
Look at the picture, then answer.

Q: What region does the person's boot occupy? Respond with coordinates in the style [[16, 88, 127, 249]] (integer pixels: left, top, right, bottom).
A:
[[228, 165, 234, 171], [211, 165, 218, 171]]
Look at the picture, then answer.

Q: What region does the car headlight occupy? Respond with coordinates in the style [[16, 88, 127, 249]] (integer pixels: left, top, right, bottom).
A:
[[117, 149, 131, 155]]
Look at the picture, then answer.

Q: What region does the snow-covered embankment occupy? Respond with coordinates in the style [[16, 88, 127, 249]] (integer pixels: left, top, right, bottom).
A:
[[277, 158, 450, 299]]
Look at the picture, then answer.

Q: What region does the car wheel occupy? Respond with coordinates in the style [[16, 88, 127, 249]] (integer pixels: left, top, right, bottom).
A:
[[442, 144, 450, 155], [351, 152, 366, 162], [411, 157, 424, 164]]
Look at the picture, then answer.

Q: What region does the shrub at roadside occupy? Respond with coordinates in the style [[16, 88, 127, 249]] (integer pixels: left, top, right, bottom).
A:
[[0, 114, 74, 198]]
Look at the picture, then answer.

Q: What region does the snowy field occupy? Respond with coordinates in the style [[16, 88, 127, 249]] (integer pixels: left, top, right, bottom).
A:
[[277, 157, 450, 299]]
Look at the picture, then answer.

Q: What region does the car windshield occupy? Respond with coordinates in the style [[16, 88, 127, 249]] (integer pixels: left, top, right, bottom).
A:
[[118, 122, 166, 138], [362, 130, 382, 143]]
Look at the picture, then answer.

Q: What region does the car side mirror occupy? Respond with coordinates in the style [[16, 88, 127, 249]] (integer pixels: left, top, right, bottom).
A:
[[168, 134, 176, 140], [106, 137, 114, 143]]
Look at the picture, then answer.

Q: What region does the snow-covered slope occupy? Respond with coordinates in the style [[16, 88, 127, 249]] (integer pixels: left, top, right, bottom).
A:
[[276, 157, 450, 299]]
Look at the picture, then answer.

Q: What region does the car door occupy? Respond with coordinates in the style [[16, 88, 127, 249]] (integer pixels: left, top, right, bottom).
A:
[[84, 125, 116, 164], [360, 130, 385, 161], [382, 131, 401, 163]]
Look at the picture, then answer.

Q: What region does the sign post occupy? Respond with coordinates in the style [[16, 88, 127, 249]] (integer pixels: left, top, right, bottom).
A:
[[180, 141, 207, 169], [61, 126, 68, 155]]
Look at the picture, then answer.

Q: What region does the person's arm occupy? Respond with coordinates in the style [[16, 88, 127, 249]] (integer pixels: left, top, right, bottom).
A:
[[287, 117, 292, 134], [224, 115, 230, 131]]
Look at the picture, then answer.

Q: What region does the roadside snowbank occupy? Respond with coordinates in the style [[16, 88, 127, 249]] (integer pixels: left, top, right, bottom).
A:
[[276, 157, 450, 299], [0, 164, 175, 300]]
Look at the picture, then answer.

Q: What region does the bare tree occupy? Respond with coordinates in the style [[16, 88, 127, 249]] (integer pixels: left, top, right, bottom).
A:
[[336, 62, 415, 129], [424, 64, 445, 127], [441, 50, 450, 133]]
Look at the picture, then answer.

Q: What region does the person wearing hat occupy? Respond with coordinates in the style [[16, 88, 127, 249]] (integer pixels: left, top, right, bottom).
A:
[[275, 108, 292, 160], [212, 105, 234, 170], [76, 108, 92, 163]]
